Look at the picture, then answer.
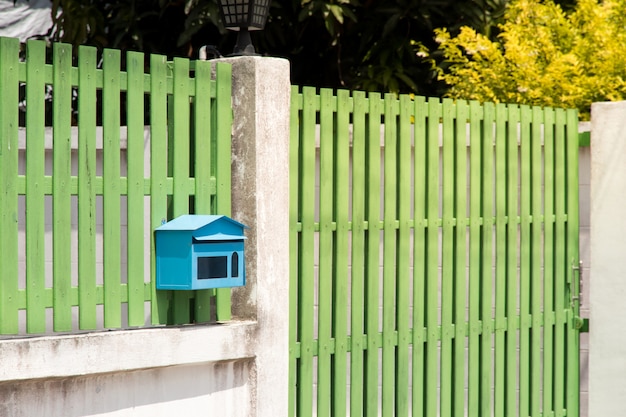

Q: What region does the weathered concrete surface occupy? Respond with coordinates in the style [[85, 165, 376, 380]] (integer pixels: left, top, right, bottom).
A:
[[589, 101, 626, 417], [214, 55, 291, 417]]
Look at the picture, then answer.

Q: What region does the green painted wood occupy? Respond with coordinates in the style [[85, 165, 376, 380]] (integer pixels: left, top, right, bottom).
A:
[[505, 104, 520, 417], [542, 107, 556, 417], [425, 97, 441, 417], [126, 51, 145, 327], [519, 105, 532, 417], [214, 62, 232, 321], [468, 100, 482, 416], [289, 86, 302, 417], [317, 88, 334, 417], [365, 92, 382, 417], [440, 98, 455, 417], [0, 37, 20, 334], [395, 94, 412, 417], [480, 101, 495, 416], [453, 100, 468, 417], [171, 58, 192, 325], [25, 40, 47, 333], [332, 89, 350, 417], [530, 106, 544, 417], [192, 60, 214, 322], [412, 95, 427, 417], [77, 44, 98, 330], [553, 108, 566, 417], [297, 86, 317, 417], [495, 105, 507, 414], [350, 90, 366, 417], [52, 42, 74, 332], [565, 109, 580, 417], [150, 54, 172, 325], [382, 93, 398, 416]]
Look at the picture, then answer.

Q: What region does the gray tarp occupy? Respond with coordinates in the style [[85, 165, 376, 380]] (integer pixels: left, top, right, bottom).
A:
[[0, 0, 53, 41]]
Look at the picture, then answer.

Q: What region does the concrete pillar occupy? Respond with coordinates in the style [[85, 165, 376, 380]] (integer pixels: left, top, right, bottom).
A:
[[214, 56, 290, 417], [589, 101, 626, 416]]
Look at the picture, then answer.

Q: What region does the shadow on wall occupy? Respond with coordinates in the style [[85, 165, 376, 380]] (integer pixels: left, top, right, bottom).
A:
[[0, 359, 252, 417]]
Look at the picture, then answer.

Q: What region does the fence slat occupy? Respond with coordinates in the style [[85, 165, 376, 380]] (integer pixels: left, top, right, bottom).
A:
[[425, 97, 441, 417], [440, 98, 455, 417], [214, 62, 233, 321], [542, 107, 556, 417], [530, 106, 544, 417], [412, 95, 428, 417], [365, 92, 382, 417], [332, 89, 350, 417], [77, 44, 98, 330], [453, 100, 468, 417], [150, 54, 171, 325], [193, 60, 214, 322], [297, 86, 317, 417], [480, 102, 496, 416], [317, 88, 334, 417], [395, 94, 412, 417], [25, 40, 47, 333], [171, 57, 191, 325], [350, 90, 366, 417], [494, 103, 508, 417], [126, 51, 145, 327], [52, 42, 74, 331], [505, 104, 520, 417], [0, 37, 20, 334], [468, 100, 482, 416]]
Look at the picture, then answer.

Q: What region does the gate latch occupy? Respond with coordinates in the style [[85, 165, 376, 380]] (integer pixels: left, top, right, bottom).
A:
[[571, 260, 583, 305]]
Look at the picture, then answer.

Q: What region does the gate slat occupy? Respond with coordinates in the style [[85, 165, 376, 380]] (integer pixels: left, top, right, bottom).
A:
[[25, 40, 47, 333], [395, 94, 412, 417], [332, 89, 349, 417], [365, 92, 382, 417], [350, 90, 366, 417], [453, 100, 468, 417], [480, 102, 496, 416], [519, 105, 532, 417], [425, 97, 441, 417], [505, 104, 520, 417], [317, 88, 334, 417], [494, 103, 508, 417], [468, 100, 482, 415], [530, 106, 544, 416], [542, 107, 556, 417], [412, 96, 427, 417], [440, 98, 455, 417]]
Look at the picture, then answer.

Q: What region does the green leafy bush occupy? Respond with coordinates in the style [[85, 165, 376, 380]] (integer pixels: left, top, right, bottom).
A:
[[434, 0, 626, 119]]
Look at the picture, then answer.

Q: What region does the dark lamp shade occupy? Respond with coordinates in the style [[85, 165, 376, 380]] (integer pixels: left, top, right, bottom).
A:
[[218, 0, 270, 31]]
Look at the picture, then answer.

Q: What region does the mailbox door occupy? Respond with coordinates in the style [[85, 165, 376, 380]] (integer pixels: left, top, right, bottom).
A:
[[191, 241, 245, 289]]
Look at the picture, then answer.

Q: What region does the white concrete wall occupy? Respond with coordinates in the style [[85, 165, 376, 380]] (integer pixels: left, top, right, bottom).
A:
[[589, 101, 626, 417], [2, 57, 291, 417]]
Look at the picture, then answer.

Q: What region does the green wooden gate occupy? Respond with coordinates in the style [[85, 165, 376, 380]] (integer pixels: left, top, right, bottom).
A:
[[289, 87, 582, 416]]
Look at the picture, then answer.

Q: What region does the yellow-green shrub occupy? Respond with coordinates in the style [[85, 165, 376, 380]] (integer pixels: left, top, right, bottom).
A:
[[434, 0, 626, 119]]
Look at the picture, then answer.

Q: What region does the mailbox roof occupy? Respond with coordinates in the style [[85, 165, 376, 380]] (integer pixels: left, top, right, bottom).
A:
[[155, 215, 248, 232]]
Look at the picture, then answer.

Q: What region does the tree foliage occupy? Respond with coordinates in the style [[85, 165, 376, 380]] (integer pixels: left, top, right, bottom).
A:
[[434, 0, 626, 119], [45, 0, 510, 96]]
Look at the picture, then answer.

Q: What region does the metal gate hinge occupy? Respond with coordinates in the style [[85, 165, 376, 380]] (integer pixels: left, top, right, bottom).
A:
[[571, 260, 583, 305]]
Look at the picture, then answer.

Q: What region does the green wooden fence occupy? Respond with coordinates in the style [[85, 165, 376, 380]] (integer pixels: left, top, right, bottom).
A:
[[0, 37, 233, 335], [289, 87, 581, 416]]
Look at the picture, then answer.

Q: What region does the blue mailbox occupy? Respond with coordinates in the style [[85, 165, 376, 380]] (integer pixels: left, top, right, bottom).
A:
[[155, 215, 248, 290]]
